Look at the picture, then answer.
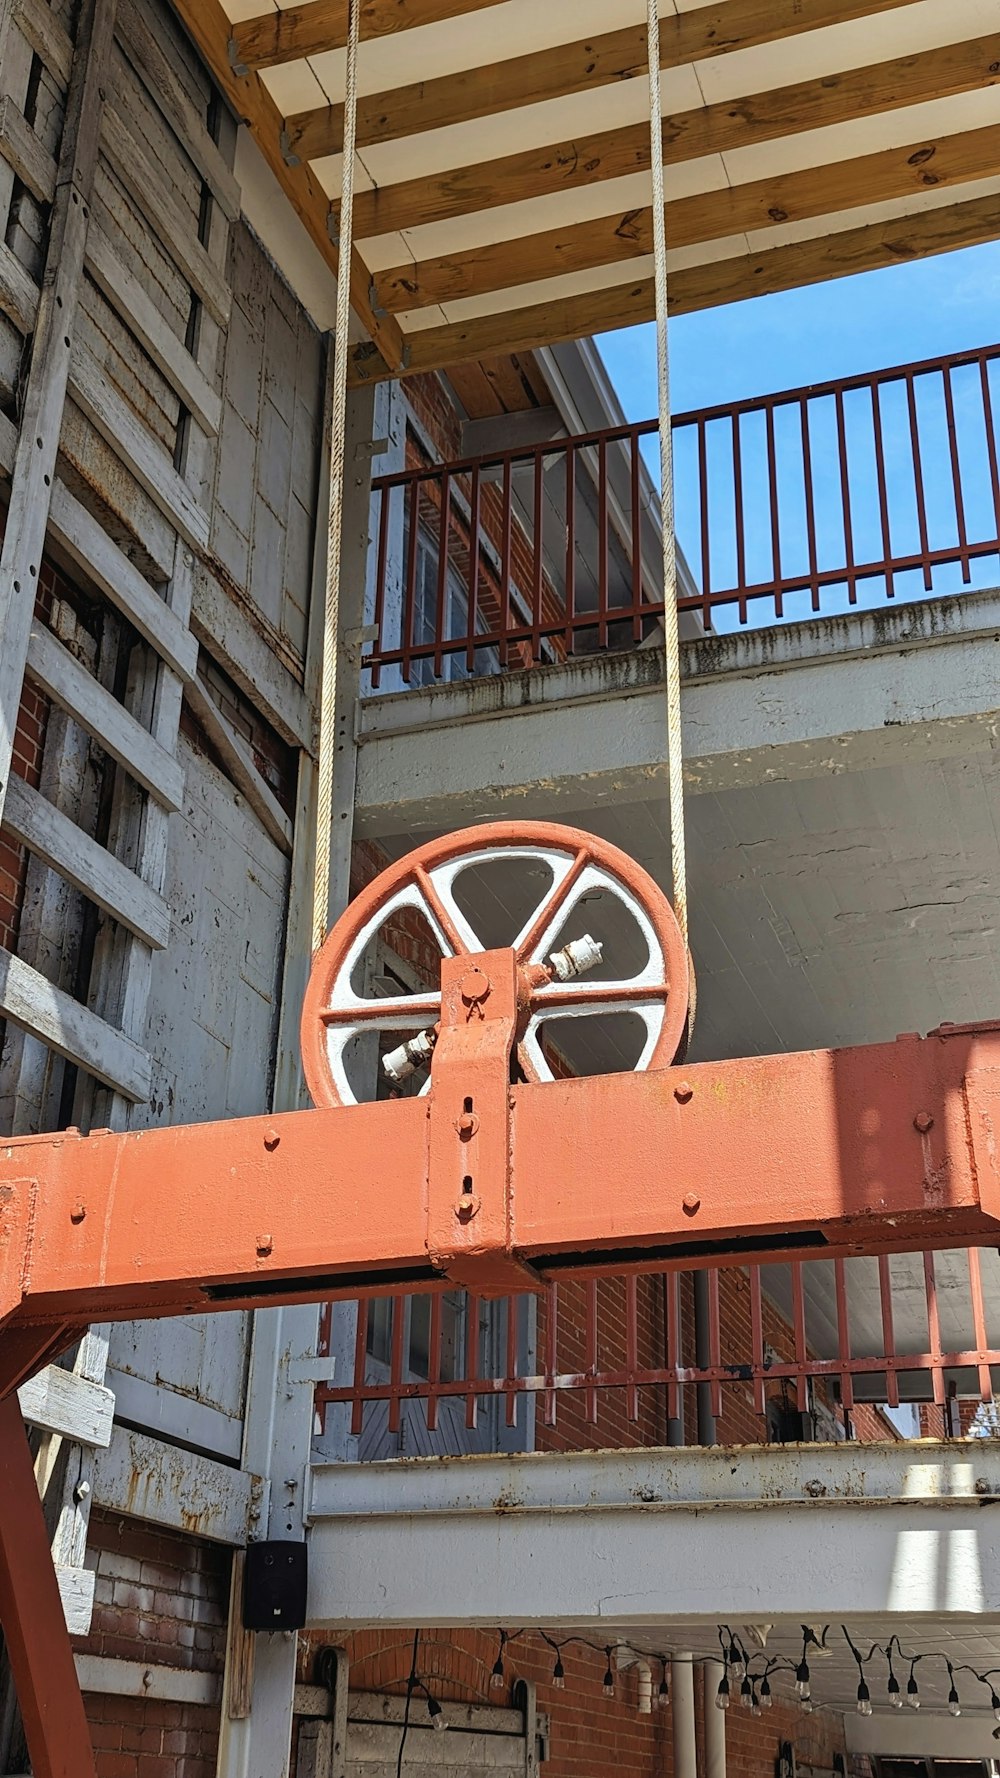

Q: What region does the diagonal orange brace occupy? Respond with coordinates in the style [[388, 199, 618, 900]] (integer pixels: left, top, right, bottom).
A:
[[0, 1394, 98, 1778]]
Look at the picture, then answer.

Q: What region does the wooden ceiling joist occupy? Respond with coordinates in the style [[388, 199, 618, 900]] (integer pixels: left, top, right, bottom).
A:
[[229, 0, 508, 75], [172, 0, 399, 376], [282, 0, 922, 164], [373, 122, 1000, 314], [349, 32, 1000, 241], [352, 189, 1000, 381]]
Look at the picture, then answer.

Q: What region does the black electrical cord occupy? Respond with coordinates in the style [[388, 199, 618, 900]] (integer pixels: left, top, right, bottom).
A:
[[397, 1630, 420, 1778]]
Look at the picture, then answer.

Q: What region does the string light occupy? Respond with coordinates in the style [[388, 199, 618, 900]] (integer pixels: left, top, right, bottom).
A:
[[424, 1692, 447, 1733], [740, 1676, 753, 1710], [491, 1632, 508, 1692], [856, 1680, 873, 1718], [947, 1665, 962, 1719], [759, 1674, 773, 1712], [602, 1650, 615, 1699], [715, 1675, 731, 1712], [907, 1661, 921, 1710], [991, 1691, 1000, 1723], [795, 1659, 811, 1703], [655, 1661, 670, 1710], [552, 1655, 566, 1691]]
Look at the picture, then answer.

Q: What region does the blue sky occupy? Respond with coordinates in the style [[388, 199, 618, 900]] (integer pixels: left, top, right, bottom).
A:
[[598, 240, 1000, 416], [596, 242, 1000, 628]]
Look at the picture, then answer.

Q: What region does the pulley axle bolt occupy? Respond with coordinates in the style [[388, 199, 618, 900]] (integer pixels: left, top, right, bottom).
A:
[[914, 1111, 935, 1133]]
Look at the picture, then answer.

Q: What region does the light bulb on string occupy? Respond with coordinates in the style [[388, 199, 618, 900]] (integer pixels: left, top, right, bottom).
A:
[[887, 1673, 903, 1710], [426, 1695, 448, 1733], [656, 1664, 669, 1711], [728, 1639, 746, 1680], [991, 1690, 1000, 1724], [603, 1650, 615, 1699], [491, 1634, 507, 1692], [856, 1680, 872, 1718], [551, 1654, 565, 1691], [795, 1659, 811, 1703], [739, 1677, 753, 1710], [906, 1672, 920, 1710], [759, 1676, 773, 1712], [715, 1676, 731, 1712], [800, 1698, 814, 1716], [948, 1686, 962, 1719]]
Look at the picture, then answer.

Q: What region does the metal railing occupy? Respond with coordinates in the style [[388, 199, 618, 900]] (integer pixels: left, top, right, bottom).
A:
[[317, 1245, 1000, 1452], [364, 344, 1000, 687]]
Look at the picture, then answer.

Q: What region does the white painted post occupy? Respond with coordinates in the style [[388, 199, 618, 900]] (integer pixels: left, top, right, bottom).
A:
[[703, 1659, 727, 1778], [216, 368, 380, 1778], [671, 1656, 697, 1778]]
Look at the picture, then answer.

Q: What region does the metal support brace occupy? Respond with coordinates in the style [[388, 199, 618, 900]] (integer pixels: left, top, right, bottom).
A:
[[0, 1395, 97, 1778]]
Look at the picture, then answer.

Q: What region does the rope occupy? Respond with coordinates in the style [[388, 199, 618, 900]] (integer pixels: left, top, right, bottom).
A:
[[312, 0, 362, 953], [646, 0, 688, 949]]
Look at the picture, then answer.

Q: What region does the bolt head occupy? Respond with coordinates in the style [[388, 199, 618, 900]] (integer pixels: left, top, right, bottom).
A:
[[914, 1111, 935, 1134], [256, 1234, 274, 1257], [263, 1127, 281, 1151], [70, 1202, 86, 1224], [674, 1081, 694, 1103], [682, 1192, 701, 1215]]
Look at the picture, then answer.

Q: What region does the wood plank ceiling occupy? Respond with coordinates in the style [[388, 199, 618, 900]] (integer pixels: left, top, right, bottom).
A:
[[173, 0, 1000, 381]]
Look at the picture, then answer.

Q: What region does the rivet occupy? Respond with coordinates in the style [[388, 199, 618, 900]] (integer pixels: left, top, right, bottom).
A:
[[682, 1192, 701, 1215], [674, 1081, 693, 1103], [263, 1127, 280, 1151], [256, 1233, 273, 1256], [70, 1202, 86, 1223], [914, 1111, 934, 1134]]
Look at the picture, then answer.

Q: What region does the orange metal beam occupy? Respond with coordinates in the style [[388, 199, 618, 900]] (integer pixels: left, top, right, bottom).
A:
[[3, 1016, 1000, 1356], [0, 1393, 98, 1778]]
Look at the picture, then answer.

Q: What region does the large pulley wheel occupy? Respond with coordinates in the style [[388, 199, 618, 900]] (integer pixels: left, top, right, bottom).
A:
[[301, 821, 692, 1109]]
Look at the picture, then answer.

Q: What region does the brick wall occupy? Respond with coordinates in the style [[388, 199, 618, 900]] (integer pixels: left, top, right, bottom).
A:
[[73, 1509, 230, 1778]]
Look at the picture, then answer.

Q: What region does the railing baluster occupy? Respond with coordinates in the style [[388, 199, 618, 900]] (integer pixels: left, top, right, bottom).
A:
[[924, 1251, 946, 1412], [732, 413, 747, 625], [835, 388, 856, 605], [981, 355, 1000, 549], [401, 480, 420, 684], [664, 1270, 681, 1430], [707, 1269, 723, 1422], [791, 1261, 809, 1414], [765, 403, 782, 620], [625, 1275, 639, 1424], [370, 484, 391, 689], [967, 1247, 993, 1404], [698, 417, 711, 630], [532, 448, 545, 663], [388, 1292, 406, 1434], [466, 463, 481, 675], [878, 1254, 900, 1409], [598, 437, 610, 649], [565, 443, 576, 660], [800, 397, 820, 613], [586, 1279, 598, 1425], [834, 1258, 854, 1421], [500, 456, 513, 667], [942, 363, 971, 583], [630, 429, 643, 641], [351, 1297, 369, 1437], [749, 1265, 765, 1416], [870, 381, 895, 600], [505, 1295, 519, 1429], [465, 1293, 480, 1431], [906, 372, 934, 592], [434, 471, 451, 680], [426, 1293, 442, 1434], [545, 1282, 558, 1428]]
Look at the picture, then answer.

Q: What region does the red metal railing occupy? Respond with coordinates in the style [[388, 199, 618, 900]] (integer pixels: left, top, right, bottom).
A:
[[317, 1245, 1000, 1448], [364, 343, 1000, 687]]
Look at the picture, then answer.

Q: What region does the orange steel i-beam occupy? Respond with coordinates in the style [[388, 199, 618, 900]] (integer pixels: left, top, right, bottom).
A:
[[4, 821, 1000, 1778], [3, 1015, 1000, 1352]]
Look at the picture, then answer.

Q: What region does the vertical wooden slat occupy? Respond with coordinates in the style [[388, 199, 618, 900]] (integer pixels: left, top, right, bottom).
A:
[[466, 461, 481, 674], [425, 1292, 442, 1434], [707, 1269, 723, 1422], [505, 1295, 518, 1430], [586, 1279, 598, 1426], [870, 382, 895, 599], [351, 1298, 369, 1437], [369, 480, 391, 688], [625, 1275, 639, 1424], [697, 417, 711, 629], [564, 443, 576, 658], [765, 403, 782, 620], [878, 1255, 900, 1410], [800, 396, 820, 613], [924, 1251, 947, 1409], [791, 1262, 809, 1413], [834, 1258, 854, 1416], [749, 1266, 765, 1416], [531, 448, 545, 662], [966, 1247, 993, 1404], [401, 479, 420, 683], [664, 1271, 681, 1428], [906, 373, 934, 591], [544, 1283, 558, 1428], [732, 413, 747, 625], [980, 356, 1000, 547], [834, 387, 856, 604], [630, 429, 643, 641], [942, 363, 971, 583], [465, 1292, 480, 1431], [433, 470, 451, 678], [597, 437, 609, 648], [388, 1294, 406, 1434], [499, 456, 513, 667]]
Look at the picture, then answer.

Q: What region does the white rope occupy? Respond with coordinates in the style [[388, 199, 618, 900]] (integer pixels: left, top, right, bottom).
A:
[[646, 0, 688, 950], [312, 0, 362, 953]]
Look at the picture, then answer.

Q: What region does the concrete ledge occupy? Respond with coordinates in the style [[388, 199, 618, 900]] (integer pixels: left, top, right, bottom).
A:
[[356, 589, 1000, 835]]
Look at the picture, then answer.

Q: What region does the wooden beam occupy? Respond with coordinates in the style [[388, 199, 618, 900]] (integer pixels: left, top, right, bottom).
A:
[[357, 189, 1000, 380], [0, 944, 152, 1100], [373, 122, 1000, 313], [185, 673, 294, 854], [231, 0, 507, 73], [18, 1365, 115, 1448], [281, 0, 921, 163], [169, 0, 402, 377], [351, 32, 1000, 242], [3, 772, 172, 949]]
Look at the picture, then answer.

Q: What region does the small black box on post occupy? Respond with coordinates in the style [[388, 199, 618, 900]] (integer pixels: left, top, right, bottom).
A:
[[242, 1541, 308, 1631]]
